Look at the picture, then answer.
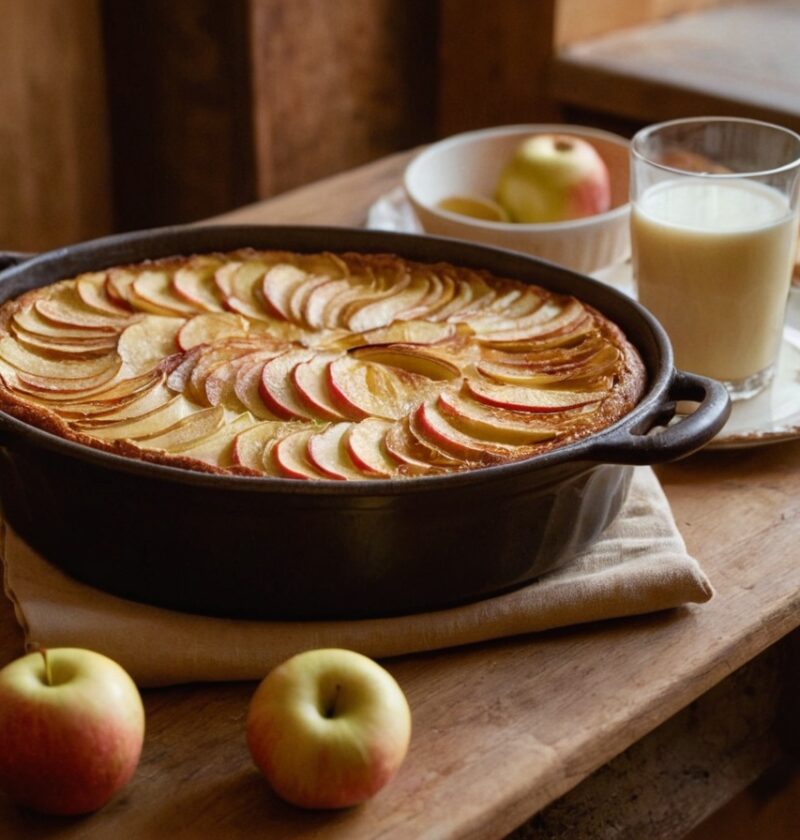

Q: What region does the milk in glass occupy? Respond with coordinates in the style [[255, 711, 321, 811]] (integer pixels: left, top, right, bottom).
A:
[[632, 179, 798, 383]]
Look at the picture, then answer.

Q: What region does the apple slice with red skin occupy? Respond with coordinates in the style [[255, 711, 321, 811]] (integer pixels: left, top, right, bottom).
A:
[[186, 339, 266, 405], [346, 273, 429, 333], [411, 401, 515, 464], [177, 312, 249, 351], [481, 332, 605, 369], [425, 275, 477, 322], [12, 328, 118, 359], [326, 356, 429, 421], [384, 416, 458, 472], [233, 351, 285, 419], [231, 419, 297, 471], [70, 382, 174, 426], [477, 345, 620, 388], [355, 319, 457, 347], [0, 337, 121, 381], [135, 405, 226, 452], [481, 318, 597, 353], [463, 287, 545, 330], [475, 299, 590, 343], [262, 263, 311, 320], [443, 269, 497, 318], [35, 289, 131, 332], [291, 354, 347, 420], [105, 270, 137, 309], [76, 273, 131, 316], [302, 278, 351, 329], [344, 417, 397, 477], [306, 422, 368, 480], [130, 271, 198, 317], [288, 273, 334, 325], [466, 378, 606, 412], [175, 411, 260, 467], [46, 372, 167, 418], [117, 316, 182, 377], [349, 343, 462, 381], [73, 394, 190, 440], [259, 349, 316, 419], [437, 391, 559, 445], [271, 428, 328, 480], [203, 353, 265, 411], [172, 259, 225, 312], [12, 307, 117, 342], [225, 261, 274, 322]]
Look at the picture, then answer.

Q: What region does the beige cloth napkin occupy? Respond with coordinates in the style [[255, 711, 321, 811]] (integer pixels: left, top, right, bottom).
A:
[[2, 467, 712, 687]]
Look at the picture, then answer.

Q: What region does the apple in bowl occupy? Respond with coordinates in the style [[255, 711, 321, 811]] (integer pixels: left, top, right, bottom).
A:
[[495, 133, 611, 223], [246, 648, 412, 809], [0, 648, 145, 815]]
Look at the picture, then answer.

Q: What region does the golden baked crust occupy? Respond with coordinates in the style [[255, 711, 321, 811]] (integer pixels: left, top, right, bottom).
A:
[[0, 250, 646, 479]]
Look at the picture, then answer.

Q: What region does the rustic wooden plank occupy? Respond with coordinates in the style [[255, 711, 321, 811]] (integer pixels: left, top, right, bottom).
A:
[[437, 0, 563, 136], [0, 0, 112, 252], [511, 633, 798, 839], [551, 1, 800, 133], [248, 0, 437, 198], [554, 0, 732, 47], [2, 155, 800, 839], [101, 0, 257, 231]]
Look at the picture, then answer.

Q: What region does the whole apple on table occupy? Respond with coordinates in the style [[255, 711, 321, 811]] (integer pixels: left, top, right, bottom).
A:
[[0, 646, 412, 815], [0, 647, 145, 815], [246, 648, 412, 809]]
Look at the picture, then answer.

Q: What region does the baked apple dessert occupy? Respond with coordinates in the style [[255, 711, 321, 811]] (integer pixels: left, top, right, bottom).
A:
[[0, 251, 646, 479]]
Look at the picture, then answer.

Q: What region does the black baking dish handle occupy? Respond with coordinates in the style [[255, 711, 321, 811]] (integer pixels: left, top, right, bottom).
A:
[[585, 369, 731, 465], [0, 252, 33, 272]]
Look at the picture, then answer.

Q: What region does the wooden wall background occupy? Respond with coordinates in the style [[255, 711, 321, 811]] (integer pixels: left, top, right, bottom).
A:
[[0, 0, 744, 253]]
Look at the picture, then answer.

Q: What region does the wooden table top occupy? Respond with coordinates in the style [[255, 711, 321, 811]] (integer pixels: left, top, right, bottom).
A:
[[2, 150, 799, 839]]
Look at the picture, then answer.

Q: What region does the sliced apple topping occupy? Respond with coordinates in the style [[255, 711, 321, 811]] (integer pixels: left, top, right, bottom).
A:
[[135, 405, 226, 452], [327, 355, 431, 421], [465, 379, 607, 413], [411, 401, 515, 464], [437, 391, 558, 445], [0, 249, 644, 478], [345, 417, 396, 477], [259, 349, 317, 419], [173, 258, 225, 312], [271, 428, 327, 480], [117, 317, 183, 375], [177, 312, 249, 351], [306, 422, 367, 480], [349, 344, 461, 381]]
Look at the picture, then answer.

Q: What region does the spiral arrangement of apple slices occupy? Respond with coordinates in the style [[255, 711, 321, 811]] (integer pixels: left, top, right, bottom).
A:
[[0, 250, 645, 479]]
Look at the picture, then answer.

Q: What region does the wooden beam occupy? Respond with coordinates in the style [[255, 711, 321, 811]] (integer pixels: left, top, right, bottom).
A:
[[101, 0, 257, 231], [0, 0, 112, 251], [248, 0, 437, 198], [437, 0, 563, 137]]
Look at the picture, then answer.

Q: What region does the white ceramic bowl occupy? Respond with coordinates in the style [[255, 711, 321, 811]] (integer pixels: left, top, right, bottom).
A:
[[404, 124, 631, 275]]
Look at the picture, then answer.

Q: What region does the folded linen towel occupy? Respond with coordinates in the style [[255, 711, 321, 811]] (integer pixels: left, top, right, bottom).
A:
[[1, 466, 711, 687]]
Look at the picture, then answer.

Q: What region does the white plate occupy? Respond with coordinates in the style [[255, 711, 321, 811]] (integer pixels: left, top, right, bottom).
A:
[[367, 189, 800, 450]]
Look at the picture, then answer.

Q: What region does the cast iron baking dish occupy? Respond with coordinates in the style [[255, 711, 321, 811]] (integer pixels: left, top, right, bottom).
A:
[[0, 226, 730, 619]]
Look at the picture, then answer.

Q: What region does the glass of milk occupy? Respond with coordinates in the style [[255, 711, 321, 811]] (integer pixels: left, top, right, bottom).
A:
[[631, 117, 800, 400]]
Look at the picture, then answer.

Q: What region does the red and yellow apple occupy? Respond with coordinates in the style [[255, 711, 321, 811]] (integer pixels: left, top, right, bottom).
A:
[[0, 648, 145, 815], [246, 648, 412, 809], [495, 133, 611, 223]]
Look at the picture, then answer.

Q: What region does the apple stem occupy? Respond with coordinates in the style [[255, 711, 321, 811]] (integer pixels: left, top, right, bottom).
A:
[[40, 648, 52, 687], [325, 683, 342, 719]]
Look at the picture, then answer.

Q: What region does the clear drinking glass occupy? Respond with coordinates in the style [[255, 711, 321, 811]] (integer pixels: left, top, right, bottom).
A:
[[631, 117, 800, 400]]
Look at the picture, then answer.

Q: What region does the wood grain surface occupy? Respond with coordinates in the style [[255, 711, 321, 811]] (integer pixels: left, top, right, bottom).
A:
[[1, 150, 799, 838], [0, 0, 112, 252]]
